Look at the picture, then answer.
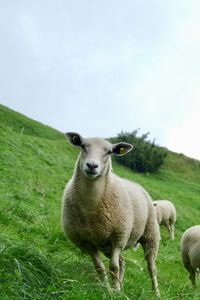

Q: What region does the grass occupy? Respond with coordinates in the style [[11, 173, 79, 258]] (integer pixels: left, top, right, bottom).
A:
[[0, 104, 200, 299]]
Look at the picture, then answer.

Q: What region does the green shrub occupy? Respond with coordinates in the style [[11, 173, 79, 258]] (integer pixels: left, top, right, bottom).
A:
[[111, 130, 167, 173]]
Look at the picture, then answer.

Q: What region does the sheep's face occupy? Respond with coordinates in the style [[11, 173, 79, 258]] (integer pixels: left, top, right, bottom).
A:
[[65, 132, 133, 179]]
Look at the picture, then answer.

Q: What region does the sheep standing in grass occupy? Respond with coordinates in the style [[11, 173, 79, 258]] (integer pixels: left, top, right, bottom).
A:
[[62, 132, 160, 296], [181, 225, 200, 287], [153, 200, 176, 240]]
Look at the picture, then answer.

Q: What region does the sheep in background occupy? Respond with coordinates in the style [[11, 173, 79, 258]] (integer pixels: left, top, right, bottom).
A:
[[62, 132, 160, 297], [181, 225, 200, 286], [153, 200, 176, 240]]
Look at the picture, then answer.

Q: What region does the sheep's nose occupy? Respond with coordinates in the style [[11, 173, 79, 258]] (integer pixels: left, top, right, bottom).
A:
[[86, 162, 98, 171]]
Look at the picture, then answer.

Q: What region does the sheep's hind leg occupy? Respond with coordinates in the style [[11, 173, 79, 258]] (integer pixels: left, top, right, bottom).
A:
[[90, 252, 110, 289], [110, 248, 121, 291], [189, 268, 196, 287], [119, 255, 125, 286], [166, 223, 173, 240], [170, 223, 175, 240], [141, 241, 160, 297]]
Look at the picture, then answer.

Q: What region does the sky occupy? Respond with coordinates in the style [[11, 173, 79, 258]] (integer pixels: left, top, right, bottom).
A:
[[0, 0, 200, 160]]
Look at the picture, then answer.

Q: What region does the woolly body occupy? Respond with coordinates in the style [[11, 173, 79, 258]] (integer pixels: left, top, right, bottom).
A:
[[153, 200, 176, 240], [181, 225, 200, 286]]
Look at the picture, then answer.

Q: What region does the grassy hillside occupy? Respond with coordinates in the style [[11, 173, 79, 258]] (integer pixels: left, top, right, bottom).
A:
[[0, 104, 200, 300]]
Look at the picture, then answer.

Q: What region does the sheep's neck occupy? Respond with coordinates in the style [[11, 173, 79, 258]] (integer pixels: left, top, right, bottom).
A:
[[78, 175, 107, 210], [74, 163, 111, 211]]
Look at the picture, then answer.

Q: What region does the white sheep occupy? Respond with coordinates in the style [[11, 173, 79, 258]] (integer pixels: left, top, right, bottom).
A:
[[62, 132, 160, 296], [153, 200, 176, 240], [181, 225, 200, 287]]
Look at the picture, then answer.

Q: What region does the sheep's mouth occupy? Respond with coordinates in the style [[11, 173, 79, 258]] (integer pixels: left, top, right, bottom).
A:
[[84, 170, 99, 178]]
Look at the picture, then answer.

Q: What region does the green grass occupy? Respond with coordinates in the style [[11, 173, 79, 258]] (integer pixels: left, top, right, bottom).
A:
[[0, 104, 200, 299]]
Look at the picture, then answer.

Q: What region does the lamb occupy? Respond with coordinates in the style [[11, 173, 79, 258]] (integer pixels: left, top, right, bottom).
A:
[[153, 200, 176, 240], [181, 225, 200, 287], [62, 132, 160, 296]]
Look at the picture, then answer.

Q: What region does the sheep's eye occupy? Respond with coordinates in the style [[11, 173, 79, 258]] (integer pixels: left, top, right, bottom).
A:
[[72, 135, 78, 142]]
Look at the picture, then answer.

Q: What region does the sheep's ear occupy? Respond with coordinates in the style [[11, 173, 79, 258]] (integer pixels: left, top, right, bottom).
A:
[[112, 142, 133, 156], [65, 132, 84, 147]]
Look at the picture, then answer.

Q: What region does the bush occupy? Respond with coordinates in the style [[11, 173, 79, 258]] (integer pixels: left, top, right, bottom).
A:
[[111, 130, 167, 173]]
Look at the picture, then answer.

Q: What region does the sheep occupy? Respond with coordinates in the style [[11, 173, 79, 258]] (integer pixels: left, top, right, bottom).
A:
[[153, 200, 176, 240], [181, 225, 200, 287], [62, 132, 160, 297]]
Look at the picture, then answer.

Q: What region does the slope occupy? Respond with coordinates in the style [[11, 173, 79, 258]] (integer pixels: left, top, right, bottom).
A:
[[0, 104, 200, 300]]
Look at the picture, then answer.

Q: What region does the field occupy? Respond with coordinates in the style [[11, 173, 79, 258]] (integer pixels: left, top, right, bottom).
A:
[[1, 104, 200, 299]]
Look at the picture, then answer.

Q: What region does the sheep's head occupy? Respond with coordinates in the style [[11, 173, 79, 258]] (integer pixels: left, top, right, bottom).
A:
[[65, 132, 133, 179]]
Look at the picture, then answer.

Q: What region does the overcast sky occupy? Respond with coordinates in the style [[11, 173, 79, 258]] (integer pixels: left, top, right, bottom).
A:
[[0, 0, 200, 160]]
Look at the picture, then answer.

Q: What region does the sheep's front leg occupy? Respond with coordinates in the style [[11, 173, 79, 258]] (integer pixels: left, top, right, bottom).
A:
[[110, 248, 121, 291], [90, 252, 110, 289]]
